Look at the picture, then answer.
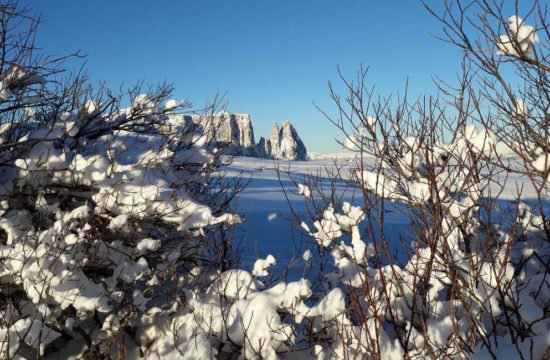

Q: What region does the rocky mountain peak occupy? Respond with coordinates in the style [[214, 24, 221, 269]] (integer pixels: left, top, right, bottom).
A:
[[260, 120, 307, 161], [172, 112, 307, 160]]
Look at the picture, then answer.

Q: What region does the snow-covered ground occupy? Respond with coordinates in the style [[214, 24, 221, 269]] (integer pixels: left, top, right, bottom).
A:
[[225, 155, 543, 280], [225, 157, 356, 278], [225, 157, 408, 278]]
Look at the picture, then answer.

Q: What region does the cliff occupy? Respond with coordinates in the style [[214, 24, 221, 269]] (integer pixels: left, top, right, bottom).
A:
[[258, 121, 308, 161], [170, 112, 307, 160], [186, 112, 257, 156]]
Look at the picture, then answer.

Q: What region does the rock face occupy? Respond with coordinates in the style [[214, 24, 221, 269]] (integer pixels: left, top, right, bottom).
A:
[[259, 120, 307, 161], [267, 123, 280, 158], [256, 137, 267, 158], [189, 112, 257, 156], [174, 112, 307, 160]]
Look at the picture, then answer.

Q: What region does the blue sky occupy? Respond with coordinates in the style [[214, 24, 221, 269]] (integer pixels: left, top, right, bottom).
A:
[[28, 1, 462, 152]]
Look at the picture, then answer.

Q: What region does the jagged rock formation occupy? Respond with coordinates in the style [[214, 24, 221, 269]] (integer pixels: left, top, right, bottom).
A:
[[258, 120, 307, 161], [170, 112, 307, 160], [182, 112, 257, 156]]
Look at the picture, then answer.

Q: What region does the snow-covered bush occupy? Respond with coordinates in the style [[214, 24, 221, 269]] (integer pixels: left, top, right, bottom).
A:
[[0, 3, 247, 358], [291, 1, 550, 358]]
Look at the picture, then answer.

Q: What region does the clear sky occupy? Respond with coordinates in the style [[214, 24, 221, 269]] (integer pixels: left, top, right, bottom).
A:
[[28, 1, 463, 153]]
